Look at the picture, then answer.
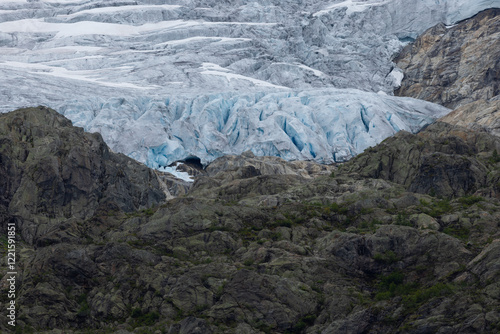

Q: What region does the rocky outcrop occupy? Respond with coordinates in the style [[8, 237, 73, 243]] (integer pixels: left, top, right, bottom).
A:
[[0, 106, 166, 243], [1, 108, 500, 333], [204, 150, 333, 180], [344, 121, 500, 198], [439, 98, 500, 137], [395, 8, 500, 110]]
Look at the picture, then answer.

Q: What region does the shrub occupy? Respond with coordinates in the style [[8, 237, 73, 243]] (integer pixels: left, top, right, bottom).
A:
[[373, 250, 399, 264], [131, 309, 160, 327], [76, 294, 90, 317], [458, 195, 483, 207], [329, 202, 349, 215], [403, 283, 453, 310], [443, 226, 470, 241], [243, 258, 254, 266], [428, 199, 452, 217], [375, 271, 418, 300], [489, 149, 500, 163], [395, 213, 412, 226]]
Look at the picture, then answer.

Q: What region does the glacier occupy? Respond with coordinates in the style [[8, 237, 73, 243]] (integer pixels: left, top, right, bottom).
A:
[[59, 90, 449, 167], [0, 0, 497, 167]]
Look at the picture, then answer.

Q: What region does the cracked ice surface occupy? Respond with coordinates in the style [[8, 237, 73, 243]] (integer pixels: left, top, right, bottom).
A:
[[0, 0, 496, 165], [58, 90, 450, 166]]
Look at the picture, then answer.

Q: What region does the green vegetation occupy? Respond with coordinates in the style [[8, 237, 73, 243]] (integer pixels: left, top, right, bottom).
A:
[[130, 308, 160, 327], [489, 149, 500, 163], [375, 271, 411, 300], [142, 208, 155, 216], [373, 250, 399, 264], [443, 226, 470, 241], [375, 271, 454, 313], [326, 202, 349, 215], [402, 283, 454, 311], [394, 212, 412, 226], [418, 198, 453, 217], [0, 234, 7, 252], [273, 212, 306, 227], [358, 219, 382, 233], [458, 195, 483, 207], [77, 293, 90, 317], [243, 258, 255, 266], [209, 225, 233, 232], [429, 199, 452, 217], [287, 314, 317, 334], [124, 206, 157, 218]]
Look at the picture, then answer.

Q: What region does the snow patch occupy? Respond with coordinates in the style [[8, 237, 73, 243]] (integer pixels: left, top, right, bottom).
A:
[[156, 37, 251, 48], [0, 19, 201, 37], [158, 163, 194, 183], [200, 67, 290, 89], [0, 61, 155, 90], [201, 63, 232, 72], [388, 68, 404, 88], [31, 46, 104, 54], [296, 63, 326, 77], [314, 0, 391, 17], [61, 4, 182, 18]]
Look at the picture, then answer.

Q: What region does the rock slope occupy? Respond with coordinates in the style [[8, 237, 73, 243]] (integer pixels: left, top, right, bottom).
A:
[[345, 122, 500, 198], [1, 108, 500, 333], [0, 106, 166, 244], [439, 98, 500, 137], [395, 8, 500, 110], [395, 8, 500, 140]]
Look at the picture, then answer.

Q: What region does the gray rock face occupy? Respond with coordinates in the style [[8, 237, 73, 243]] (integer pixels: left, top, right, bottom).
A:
[[345, 121, 500, 198], [0, 107, 166, 242], [440, 98, 500, 137], [395, 8, 500, 110]]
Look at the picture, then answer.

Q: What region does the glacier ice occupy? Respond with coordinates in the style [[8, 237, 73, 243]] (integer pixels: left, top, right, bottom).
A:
[[1, 0, 495, 100], [57, 90, 450, 167], [0, 0, 496, 166]]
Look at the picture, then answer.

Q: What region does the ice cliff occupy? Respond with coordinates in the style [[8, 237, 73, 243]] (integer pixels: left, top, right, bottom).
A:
[[60, 90, 449, 166]]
